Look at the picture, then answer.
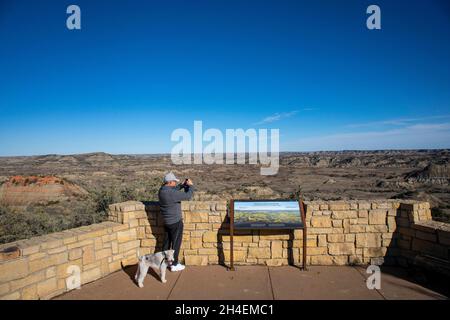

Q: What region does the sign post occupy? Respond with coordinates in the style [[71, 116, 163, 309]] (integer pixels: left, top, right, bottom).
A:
[[229, 199, 235, 271], [299, 197, 308, 271]]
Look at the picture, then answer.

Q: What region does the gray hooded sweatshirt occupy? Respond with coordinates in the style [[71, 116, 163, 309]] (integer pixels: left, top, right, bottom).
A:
[[158, 184, 195, 225]]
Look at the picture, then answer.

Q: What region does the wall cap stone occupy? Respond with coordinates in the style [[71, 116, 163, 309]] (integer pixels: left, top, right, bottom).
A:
[[0, 221, 121, 260]]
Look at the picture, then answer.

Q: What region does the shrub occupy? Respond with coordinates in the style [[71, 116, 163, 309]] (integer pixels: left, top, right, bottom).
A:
[[0, 179, 163, 244]]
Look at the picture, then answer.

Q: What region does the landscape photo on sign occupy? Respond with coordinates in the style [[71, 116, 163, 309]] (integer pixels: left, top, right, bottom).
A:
[[234, 200, 303, 229]]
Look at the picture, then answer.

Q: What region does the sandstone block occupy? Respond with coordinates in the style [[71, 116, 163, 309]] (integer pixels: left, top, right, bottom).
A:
[[387, 209, 397, 216], [66, 239, 94, 250], [200, 202, 214, 210], [118, 240, 140, 253], [307, 247, 328, 255], [363, 247, 386, 258], [221, 249, 247, 263], [21, 245, 40, 256], [81, 267, 102, 285], [37, 278, 57, 298], [345, 234, 355, 243], [41, 239, 64, 250], [21, 285, 38, 300], [111, 241, 119, 254], [271, 241, 283, 258], [195, 223, 212, 230], [248, 247, 271, 259], [356, 233, 381, 248], [358, 210, 368, 218], [1, 291, 21, 300], [377, 203, 393, 209], [328, 243, 355, 255], [328, 234, 345, 243], [310, 255, 332, 265], [28, 252, 46, 262], [265, 259, 285, 266], [293, 239, 317, 247], [10, 271, 46, 292], [128, 219, 139, 228], [369, 210, 387, 225], [293, 229, 303, 238], [94, 238, 103, 251], [184, 255, 208, 266], [208, 255, 219, 263], [208, 216, 223, 223], [258, 240, 271, 247], [189, 230, 203, 238], [202, 231, 217, 243], [358, 202, 371, 210], [198, 248, 217, 255], [46, 267, 56, 279], [331, 210, 357, 219], [309, 255, 348, 265], [348, 255, 363, 265], [318, 235, 327, 247], [329, 202, 350, 211], [117, 229, 137, 243], [357, 218, 368, 225], [96, 248, 112, 260], [191, 237, 203, 249], [332, 220, 342, 227], [112, 224, 130, 232], [258, 231, 290, 240], [222, 235, 253, 242], [349, 225, 365, 233], [0, 258, 29, 282], [82, 246, 95, 265], [216, 203, 227, 211], [387, 217, 397, 232], [366, 225, 388, 233], [311, 216, 332, 228], [308, 228, 333, 235], [0, 283, 9, 296]]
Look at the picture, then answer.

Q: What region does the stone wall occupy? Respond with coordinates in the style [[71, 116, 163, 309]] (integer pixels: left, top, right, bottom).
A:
[[1, 199, 449, 300], [138, 200, 449, 267], [0, 202, 145, 300]]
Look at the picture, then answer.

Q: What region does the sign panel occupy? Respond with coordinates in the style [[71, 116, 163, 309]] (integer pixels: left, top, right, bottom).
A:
[[233, 200, 303, 229]]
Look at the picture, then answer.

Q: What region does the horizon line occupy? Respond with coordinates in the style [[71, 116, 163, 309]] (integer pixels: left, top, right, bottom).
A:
[[0, 148, 449, 158]]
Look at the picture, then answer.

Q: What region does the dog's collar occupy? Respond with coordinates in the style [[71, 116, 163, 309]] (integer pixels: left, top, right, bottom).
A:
[[160, 251, 167, 267]]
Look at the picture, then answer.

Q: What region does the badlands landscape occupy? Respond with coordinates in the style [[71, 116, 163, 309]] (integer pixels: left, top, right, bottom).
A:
[[0, 150, 449, 243]]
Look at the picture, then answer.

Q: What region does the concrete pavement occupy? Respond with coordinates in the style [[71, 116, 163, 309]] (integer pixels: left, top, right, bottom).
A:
[[54, 265, 447, 300]]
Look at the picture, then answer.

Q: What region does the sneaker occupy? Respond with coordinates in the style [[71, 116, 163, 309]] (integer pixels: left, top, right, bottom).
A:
[[170, 263, 185, 272]]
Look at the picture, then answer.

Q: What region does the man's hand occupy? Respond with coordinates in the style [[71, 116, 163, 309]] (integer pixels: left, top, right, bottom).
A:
[[185, 179, 193, 186]]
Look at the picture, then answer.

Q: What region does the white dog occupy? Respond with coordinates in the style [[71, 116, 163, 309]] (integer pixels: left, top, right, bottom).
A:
[[134, 249, 175, 287]]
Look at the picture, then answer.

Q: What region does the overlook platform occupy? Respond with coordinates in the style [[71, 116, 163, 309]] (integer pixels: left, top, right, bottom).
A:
[[54, 265, 448, 300]]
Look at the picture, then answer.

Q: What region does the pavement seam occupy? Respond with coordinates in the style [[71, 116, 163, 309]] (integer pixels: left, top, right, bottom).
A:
[[166, 270, 183, 300], [267, 267, 276, 300], [352, 266, 386, 300]]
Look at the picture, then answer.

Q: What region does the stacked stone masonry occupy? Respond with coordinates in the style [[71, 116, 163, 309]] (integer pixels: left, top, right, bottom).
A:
[[1, 199, 449, 300]]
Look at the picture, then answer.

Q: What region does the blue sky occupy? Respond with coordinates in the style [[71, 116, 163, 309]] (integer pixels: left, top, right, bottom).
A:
[[0, 0, 449, 155]]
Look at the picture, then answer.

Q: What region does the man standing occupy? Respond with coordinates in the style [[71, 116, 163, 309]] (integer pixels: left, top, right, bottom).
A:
[[158, 172, 194, 271]]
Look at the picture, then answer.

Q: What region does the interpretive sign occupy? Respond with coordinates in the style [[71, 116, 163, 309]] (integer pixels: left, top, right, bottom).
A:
[[233, 200, 304, 229]]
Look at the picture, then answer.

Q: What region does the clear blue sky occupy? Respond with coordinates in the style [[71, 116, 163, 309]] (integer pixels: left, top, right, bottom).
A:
[[1, 0, 449, 155]]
